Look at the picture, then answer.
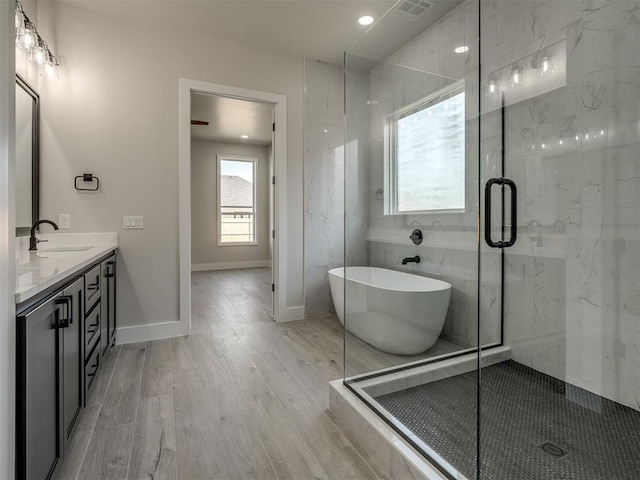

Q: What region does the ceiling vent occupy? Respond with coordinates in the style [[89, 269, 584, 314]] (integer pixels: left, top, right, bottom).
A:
[[394, 0, 433, 20]]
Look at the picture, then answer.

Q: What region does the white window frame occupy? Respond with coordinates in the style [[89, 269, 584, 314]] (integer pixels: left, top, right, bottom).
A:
[[384, 80, 466, 216], [217, 154, 259, 246]]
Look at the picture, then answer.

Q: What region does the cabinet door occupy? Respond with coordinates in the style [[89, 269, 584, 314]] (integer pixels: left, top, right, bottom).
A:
[[62, 278, 83, 452], [100, 260, 109, 357], [100, 255, 117, 355], [106, 255, 116, 346], [17, 294, 63, 480]]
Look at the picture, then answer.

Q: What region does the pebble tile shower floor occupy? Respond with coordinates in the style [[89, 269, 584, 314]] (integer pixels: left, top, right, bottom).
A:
[[375, 360, 640, 479]]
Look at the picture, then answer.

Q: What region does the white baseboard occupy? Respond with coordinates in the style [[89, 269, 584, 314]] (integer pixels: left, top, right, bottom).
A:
[[191, 260, 272, 272], [116, 320, 190, 344], [275, 305, 305, 322]]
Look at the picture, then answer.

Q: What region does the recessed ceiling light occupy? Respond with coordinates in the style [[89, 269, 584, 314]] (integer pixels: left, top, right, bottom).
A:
[[454, 45, 469, 54], [358, 15, 374, 25], [241, 135, 249, 139]]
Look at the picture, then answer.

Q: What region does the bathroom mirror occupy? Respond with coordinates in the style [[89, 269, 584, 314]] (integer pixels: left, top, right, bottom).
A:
[[15, 74, 39, 236]]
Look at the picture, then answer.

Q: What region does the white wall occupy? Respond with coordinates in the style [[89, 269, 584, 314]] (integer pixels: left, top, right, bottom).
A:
[[0, 2, 16, 476], [37, 2, 305, 330], [191, 139, 271, 268]]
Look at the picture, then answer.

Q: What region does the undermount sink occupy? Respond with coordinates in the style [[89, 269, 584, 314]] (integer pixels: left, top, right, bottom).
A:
[[40, 246, 93, 253]]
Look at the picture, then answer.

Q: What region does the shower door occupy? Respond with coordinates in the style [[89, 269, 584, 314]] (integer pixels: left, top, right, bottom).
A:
[[343, 0, 491, 478], [479, 0, 640, 478]]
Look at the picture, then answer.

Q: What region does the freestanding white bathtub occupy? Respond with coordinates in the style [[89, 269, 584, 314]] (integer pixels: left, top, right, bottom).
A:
[[328, 267, 452, 355]]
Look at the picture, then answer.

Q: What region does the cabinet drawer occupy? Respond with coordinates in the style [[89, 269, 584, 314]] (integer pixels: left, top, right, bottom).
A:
[[84, 304, 100, 358], [84, 343, 101, 401], [84, 265, 101, 314]]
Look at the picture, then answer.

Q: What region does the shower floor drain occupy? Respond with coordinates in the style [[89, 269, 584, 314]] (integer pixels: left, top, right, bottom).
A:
[[540, 442, 568, 458]]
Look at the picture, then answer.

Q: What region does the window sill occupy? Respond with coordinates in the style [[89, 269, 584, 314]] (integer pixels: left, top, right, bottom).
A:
[[217, 242, 260, 247]]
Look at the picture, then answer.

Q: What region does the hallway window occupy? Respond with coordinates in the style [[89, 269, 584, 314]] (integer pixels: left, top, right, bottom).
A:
[[217, 155, 258, 245], [387, 83, 465, 214]]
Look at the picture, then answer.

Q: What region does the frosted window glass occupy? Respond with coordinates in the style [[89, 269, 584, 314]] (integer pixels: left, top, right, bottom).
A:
[[395, 91, 465, 212]]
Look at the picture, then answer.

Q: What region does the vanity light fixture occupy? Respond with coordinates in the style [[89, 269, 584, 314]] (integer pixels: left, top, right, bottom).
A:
[[454, 45, 469, 54], [509, 62, 524, 88], [15, 0, 59, 79], [241, 135, 249, 139], [358, 15, 374, 25]]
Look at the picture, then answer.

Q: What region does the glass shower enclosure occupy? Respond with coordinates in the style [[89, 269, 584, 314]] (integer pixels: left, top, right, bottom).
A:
[[342, 0, 640, 478]]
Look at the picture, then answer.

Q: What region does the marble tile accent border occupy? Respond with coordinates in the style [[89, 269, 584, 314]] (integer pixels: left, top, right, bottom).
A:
[[329, 380, 457, 480], [356, 346, 512, 398]]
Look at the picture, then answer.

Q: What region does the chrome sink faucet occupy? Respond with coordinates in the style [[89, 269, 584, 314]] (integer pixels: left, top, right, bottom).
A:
[[29, 219, 59, 251]]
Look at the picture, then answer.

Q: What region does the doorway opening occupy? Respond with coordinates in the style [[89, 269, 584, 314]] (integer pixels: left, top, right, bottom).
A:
[[179, 79, 288, 332]]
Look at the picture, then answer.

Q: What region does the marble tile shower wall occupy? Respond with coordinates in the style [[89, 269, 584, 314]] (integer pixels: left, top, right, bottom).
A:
[[345, 67, 371, 270], [353, 0, 640, 409], [304, 60, 347, 318], [363, 1, 501, 349], [480, 0, 640, 410]]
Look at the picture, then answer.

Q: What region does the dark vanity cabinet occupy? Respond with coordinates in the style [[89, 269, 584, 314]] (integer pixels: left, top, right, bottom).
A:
[[16, 252, 117, 480]]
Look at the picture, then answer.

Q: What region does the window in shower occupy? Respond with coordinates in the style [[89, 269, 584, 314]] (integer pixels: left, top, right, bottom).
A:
[[386, 83, 465, 214]]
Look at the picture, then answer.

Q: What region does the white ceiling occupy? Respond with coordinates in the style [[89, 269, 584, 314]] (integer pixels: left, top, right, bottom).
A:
[[191, 93, 274, 145], [59, 0, 398, 65]]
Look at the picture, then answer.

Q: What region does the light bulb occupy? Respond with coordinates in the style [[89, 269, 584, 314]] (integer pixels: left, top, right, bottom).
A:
[[16, 21, 36, 50], [486, 73, 498, 97], [41, 54, 59, 80], [541, 56, 550, 74], [30, 40, 47, 66], [509, 62, 524, 88], [42, 61, 57, 79], [533, 49, 554, 77]]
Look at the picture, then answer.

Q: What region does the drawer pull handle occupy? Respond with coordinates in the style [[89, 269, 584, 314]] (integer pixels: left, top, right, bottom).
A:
[[87, 283, 100, 291], [87, 325, 98, 334]]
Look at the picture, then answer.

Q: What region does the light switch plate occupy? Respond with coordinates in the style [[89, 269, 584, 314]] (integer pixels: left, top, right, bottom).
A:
[[58, 213, 71, 229], [123, 216, 144, 229]]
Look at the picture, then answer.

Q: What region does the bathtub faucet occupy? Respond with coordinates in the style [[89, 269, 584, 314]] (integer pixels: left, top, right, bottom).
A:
[[402, 256, 421, 265]]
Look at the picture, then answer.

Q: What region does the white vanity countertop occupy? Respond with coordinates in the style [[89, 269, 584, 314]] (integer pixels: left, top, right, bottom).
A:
[[16, 233, 118, 304]]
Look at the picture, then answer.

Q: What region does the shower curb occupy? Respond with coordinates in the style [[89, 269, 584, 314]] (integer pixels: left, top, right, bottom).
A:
[[329, 380, 454, 480]]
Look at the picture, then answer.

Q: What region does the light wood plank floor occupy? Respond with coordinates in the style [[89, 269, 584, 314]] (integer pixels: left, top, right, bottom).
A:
[[56, 268, 460, 480], [56, 269, 374, 480]]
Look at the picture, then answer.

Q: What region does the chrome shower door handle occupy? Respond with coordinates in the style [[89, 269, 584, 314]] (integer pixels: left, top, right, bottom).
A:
[[484, 177, 517, 248]]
